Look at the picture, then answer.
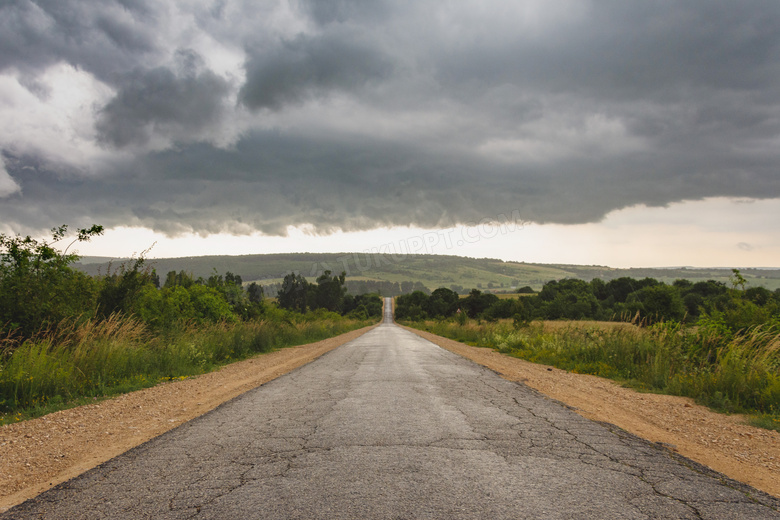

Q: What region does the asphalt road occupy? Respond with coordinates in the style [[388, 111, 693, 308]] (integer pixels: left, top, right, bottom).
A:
[[4, 299, 780, 519]]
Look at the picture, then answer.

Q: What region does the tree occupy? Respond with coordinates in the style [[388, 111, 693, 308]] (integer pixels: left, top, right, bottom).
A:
[[673, 279, 693, 291], [97, 253, 155, 318], [690, 280, 727, 298], [482, 298, 518, 321], [426, 287, 459, 318], [395, 291, 430, 320], [164, 270, 196, 289], [0, 224, 103, 337], [188, 284, 238, 323], [206, 270, 247, 316], [343, 293, 382, 319], [604, 277, 656, 303], [538, 279, 599, 320], [589, 278, 607, 300], [313, 270, 347, 312], [626, 284, 685, 323], [412, 281, 431, 295], [461, 289, 499, 318], [683, 292, 704, 317], [247, 282, 264, 304], [277, 273, 309, 312], [745, 286, 772, 306], [730, 268, 747, 291], [150, 269, 161, 289]]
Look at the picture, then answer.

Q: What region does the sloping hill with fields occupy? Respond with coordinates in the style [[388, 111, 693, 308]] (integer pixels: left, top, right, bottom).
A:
[[74, 253, 780, 293]]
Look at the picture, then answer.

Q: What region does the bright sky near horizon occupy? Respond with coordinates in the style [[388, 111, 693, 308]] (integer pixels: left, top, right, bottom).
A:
[[1, 1, 779, 268], [71, 197, 780, 269]]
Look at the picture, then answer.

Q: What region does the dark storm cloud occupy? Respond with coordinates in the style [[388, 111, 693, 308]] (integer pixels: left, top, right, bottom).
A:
[[2, 0, 780, 237], [0, 1, 236, 148], [3, 124, 779, 237], [240, 31, 394, 110], [95, 51, 231, 147], [0, 0, 160, 80], [430, 1, 780, 96], [0, 132, 572, 234], [295, 0, 396, 25]]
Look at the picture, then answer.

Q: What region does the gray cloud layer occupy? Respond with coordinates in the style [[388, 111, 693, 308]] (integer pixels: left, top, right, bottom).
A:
[[240, 31, 394, 110], [96, 50, 231, 147], [2, 0, 780, 236]]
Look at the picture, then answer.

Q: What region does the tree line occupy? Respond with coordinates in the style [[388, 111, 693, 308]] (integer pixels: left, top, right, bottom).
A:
[[395, 272, 780, 333], [261, 279, 430, 299], [0, 226, 381, 341], [274, 271, 382, 318]]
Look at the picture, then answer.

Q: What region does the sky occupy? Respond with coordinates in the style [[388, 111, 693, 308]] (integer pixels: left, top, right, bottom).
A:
[[1, 0, 779, 268]]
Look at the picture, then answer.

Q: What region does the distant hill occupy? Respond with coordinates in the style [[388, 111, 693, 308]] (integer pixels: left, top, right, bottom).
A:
[[72, 253, 780, 293]]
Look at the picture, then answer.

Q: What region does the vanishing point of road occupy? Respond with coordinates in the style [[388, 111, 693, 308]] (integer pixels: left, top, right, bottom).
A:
[[4, 299, 779, 519]]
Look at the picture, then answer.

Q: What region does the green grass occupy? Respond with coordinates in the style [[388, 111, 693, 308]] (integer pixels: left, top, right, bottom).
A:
[[748, 413, 780, 430], [406, 319, 780, 431], [0, 313, 374, 424]]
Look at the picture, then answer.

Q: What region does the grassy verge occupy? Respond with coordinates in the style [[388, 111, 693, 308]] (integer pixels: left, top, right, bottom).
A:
[[1, 313, 374, 425], [405, 319, 780, 431]]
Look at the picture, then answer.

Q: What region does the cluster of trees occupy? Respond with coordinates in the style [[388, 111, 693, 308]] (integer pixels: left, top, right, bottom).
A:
[[396, 273, 780, 332], [262, 279, 430, 298], [537, 274, 780, 329], [130, 269, 266, 330], [0, 226, 382, 340], [276, 271, 382, 319], [345, 280, 429, 297], [395, 288, 525, 322]]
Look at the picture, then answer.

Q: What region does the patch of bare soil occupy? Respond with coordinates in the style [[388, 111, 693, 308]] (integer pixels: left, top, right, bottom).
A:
[[404, 326, 780, 499], [0, 325, 376, 512]]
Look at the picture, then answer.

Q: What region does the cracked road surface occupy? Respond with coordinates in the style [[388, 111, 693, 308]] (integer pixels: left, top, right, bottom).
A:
[[4, 301, 780, 519]]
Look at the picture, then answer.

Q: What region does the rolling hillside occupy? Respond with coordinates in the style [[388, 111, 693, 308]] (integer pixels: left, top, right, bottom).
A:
[[74, 253, 780, 293]]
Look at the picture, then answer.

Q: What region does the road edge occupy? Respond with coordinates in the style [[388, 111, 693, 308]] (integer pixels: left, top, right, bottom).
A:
[[0, 323, 380, 512], [400, 324, 780, 500]]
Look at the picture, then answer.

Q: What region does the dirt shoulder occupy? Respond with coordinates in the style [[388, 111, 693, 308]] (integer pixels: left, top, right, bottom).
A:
[[0, 324, 377, 512], [403, 326, 780, 499]]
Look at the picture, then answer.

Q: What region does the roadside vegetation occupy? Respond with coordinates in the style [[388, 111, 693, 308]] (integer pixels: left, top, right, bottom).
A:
[[0, 226, 381, 424], [398, 277, 780, 431]]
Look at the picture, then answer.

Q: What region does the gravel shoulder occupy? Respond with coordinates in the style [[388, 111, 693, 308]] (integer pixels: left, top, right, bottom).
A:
[[0, 325, 377, 512], [402, 326, 780, 499]]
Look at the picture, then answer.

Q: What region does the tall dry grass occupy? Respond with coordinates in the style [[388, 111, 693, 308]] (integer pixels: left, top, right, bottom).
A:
[[410, 319, 780, 421], [0, 314, 372, 420]]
